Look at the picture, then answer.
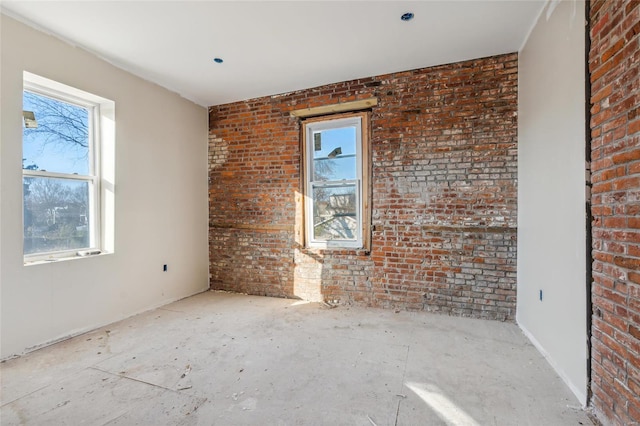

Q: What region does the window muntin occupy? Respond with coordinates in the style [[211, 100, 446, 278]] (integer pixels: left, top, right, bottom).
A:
[[22, 84, 100, 259], [304, 115, 364, 248]]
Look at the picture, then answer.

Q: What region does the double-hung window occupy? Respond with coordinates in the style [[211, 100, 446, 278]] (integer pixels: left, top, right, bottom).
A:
[[22, 74, 110, 260], [303, 112, 370, 249]]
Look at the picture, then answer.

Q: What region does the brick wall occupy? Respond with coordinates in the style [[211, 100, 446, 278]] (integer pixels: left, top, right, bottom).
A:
[[209, 53, 518, 320], [589, 0, 640, 424]]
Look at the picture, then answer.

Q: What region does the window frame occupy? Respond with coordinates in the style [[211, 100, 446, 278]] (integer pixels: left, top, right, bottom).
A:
[[302, 111, 370, 250], [22, 80, 102, 261]]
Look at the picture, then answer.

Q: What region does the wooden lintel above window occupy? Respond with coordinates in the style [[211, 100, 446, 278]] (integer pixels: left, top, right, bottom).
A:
[[290, 98, 378, 118]]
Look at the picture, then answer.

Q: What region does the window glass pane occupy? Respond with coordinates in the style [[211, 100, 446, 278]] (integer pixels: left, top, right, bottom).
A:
[[312, 185, 357, 241], [23, 177, 90, 255], [22, 90, 90, 175], [312, 126, 356, 181]]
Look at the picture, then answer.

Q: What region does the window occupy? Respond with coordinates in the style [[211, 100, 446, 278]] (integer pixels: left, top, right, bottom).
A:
[[302, 112, 370, 249], [22, 73, 114, 261]]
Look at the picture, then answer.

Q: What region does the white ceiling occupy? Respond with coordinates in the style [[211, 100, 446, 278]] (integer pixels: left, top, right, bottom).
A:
[[1, 1, 545, 107]]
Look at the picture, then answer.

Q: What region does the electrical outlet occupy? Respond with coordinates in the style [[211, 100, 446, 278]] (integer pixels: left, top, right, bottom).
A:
[[163, 264, 168, 272]]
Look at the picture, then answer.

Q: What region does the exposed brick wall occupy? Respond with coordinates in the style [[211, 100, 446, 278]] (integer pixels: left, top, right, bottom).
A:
[[209, 53, 518, 320], [589, 0, 640, 424]]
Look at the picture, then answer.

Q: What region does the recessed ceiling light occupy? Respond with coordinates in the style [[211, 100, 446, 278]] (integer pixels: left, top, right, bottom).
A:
[[213, 58, 224, 64], [401, 12, 414, 21]]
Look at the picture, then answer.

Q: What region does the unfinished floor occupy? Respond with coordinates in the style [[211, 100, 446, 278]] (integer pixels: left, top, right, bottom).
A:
[[1, 291, 591, 425]]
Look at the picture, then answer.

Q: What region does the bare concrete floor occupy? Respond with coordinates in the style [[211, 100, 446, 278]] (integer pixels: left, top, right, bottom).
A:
[[1, 291, 592, 425]]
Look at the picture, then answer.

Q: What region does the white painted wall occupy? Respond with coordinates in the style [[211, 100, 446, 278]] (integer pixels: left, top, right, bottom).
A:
[[0, 15, 209, 359], [517, 1, 587, 405]]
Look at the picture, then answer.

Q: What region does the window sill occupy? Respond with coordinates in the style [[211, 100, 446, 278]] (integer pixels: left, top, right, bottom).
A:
[[300, 246, 370, 257], [24, 251, 111, 266]]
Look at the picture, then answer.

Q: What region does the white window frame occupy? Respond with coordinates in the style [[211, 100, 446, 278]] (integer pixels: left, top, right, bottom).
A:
[[22, 78, 102, 262], [303, 115, 364, 249]]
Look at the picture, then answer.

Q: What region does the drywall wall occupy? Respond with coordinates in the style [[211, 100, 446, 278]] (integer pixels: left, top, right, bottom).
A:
[[517, 0, 587, 405], [0, 14, 209, 358]]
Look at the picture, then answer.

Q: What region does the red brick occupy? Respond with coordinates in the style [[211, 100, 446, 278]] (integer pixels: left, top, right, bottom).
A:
[[593, 83, 613, 103], [590, 0, 640, 424], [613, 176, 640, 190], [630, 244, 640, 257], [591, 11, 610, 38], [208, 53, 517, 320], [626, 0, 640, 15], [603, 217, 627, 228], [592, 108, 614, 128], [593, 181, 614, 193], [625, 19, 640, 42], [592, 59, 615, 82], [612, 148, 640, 164], [601, 38, 626, 63], [604, 115, 628, 133], [589, 0, 640, 424]]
